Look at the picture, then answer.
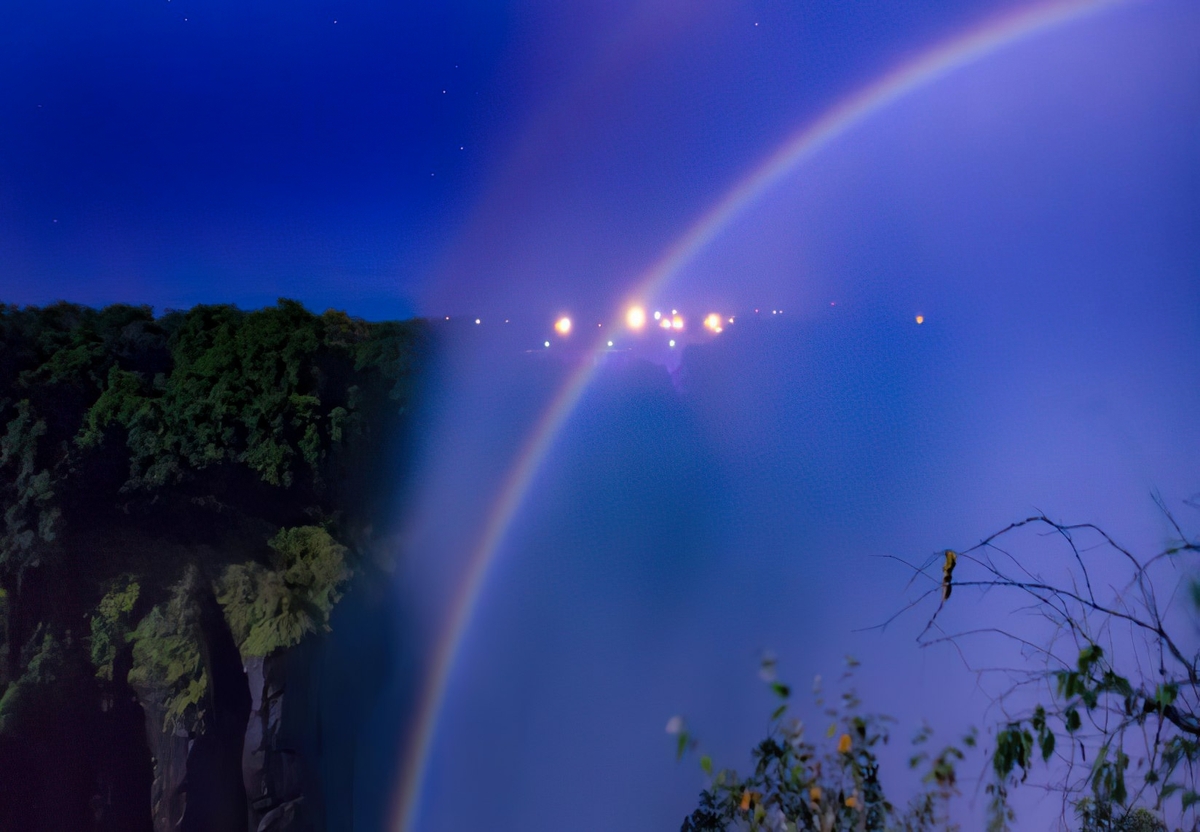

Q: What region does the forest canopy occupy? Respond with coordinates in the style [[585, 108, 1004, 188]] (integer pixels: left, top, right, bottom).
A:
[[0, 299, 430, 829]]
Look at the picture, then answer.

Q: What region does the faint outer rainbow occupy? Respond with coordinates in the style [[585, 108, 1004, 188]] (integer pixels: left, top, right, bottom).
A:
[[391, 0, 1126, 827]]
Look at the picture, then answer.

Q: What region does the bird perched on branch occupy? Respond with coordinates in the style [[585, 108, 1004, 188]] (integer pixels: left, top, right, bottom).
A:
[[941, 549, 957, 601]]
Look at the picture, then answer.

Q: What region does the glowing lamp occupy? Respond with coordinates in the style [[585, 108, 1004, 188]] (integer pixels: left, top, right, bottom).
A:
[[915, 315, 924, 325], [671, 315, 684, 330], [703, 313, 723, 333], [554, 316, 572, 336], [626, 306, 647, 330]]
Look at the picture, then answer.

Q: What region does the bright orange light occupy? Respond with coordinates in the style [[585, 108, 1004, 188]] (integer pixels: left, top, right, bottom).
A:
[[671, 315, 684, 330], [659, 318, 672, 329], [554, 316, 572, 335], [703, 313, 723, 333], [626, 306, 647, 330], [915, 315, 924, 325]]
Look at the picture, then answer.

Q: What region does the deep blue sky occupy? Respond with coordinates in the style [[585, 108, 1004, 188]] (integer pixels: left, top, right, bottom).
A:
[[3, 0, 1053, 319]]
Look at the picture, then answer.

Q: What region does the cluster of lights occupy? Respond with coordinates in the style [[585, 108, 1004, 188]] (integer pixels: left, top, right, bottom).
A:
[[441, 308, 924, 348], [533, 305, 737, 350]]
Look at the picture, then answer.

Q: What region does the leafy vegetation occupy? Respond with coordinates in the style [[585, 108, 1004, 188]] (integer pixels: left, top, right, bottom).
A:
[[679, 498, 1199, 831], [0, 299, 429, 828], [128, 572, 208, 730], [219, 525, 350, 658], [909, 508, 1199, 832], [676, 656, 977, 832]]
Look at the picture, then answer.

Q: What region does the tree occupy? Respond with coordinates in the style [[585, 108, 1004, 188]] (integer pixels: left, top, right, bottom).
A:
[[678, 495, 1199, 831], [898, 497, 1199, 831]]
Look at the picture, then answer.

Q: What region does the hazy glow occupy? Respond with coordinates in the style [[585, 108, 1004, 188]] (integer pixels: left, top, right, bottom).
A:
[[607, 340, 614, 347], [554, 316, 572, 336], [659, 318, 672, 329], [653, 310, 662, 320], [704, 313, 723, 333], [626, 306, 647, 330], [392, 4, 1134, 829], [671, 315, 684, 331], [916, 315, 925, 324]]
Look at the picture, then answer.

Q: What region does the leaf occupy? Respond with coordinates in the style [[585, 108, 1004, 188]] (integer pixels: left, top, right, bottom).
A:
[[700, 755, 712, 776], [770, 682, 791, 700], [1077, 644, 1103, 673], [1154, 683, 1178, 708], [1039, 730, 1055, 762], [771, 704, 787, 720], [1065, 708, 1081, 733]]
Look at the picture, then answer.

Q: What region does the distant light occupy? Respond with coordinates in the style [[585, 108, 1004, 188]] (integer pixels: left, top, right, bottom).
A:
[[669, 339, 676, 348], [703, 313, 723, 333], [544, 341, 550, 348], [475, 318, 481, 325], [671, 309, 677, 315], [659, 318, 671, 329], [505, 319, 509, 323], [445, 316, 450, 320], [671, 315, 684, 331], [653, 311, 662, 321], [915, 315, 924, 325], [626, 306, 647, 330], [728, 317, 734, 324], [607, 340, 613, 347], [554, 316, 572, 336]]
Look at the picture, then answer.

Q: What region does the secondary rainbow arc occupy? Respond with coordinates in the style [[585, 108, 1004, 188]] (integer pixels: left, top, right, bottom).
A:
[[391, 1, 1127, 828]]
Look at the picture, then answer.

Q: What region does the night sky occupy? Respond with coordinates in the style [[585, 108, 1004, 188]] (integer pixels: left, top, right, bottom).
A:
[[4, 2, 1199, 831], [2, 0, 1075, 320]]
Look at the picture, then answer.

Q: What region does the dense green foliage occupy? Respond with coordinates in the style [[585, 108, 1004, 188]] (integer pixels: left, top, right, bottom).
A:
[[127, 573, 208, 729], [0, 298, 428, 763], [219, 525, 350, 658]]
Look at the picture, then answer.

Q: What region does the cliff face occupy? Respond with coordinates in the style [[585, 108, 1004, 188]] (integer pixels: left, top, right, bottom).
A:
[[243, 654, 310, 832], [141, 690, 189, 832], [138, 653, 301, 832]]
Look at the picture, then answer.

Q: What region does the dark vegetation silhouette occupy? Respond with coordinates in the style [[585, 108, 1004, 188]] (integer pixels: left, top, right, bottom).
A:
[[679, 498, 1199, 831], [0, 300, 429, 831]]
